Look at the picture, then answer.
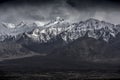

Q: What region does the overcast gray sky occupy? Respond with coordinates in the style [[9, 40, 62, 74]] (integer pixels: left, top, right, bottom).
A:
[[0, 0, 120, 24]]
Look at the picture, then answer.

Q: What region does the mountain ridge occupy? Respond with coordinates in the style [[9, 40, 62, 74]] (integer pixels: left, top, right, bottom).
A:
[[0, 17, 120, 42]]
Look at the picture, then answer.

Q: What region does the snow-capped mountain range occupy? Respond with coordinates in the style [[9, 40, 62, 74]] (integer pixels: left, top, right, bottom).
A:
[[0, 17, 120, 42]]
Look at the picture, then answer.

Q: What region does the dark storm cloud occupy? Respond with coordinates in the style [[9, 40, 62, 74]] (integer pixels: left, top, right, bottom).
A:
[[1, 0, 120, 7], [0, 0, 56, 4], [66, 0, 120, 10]]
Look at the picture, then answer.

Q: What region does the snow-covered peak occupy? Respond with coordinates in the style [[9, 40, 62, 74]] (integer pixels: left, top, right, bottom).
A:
[[0, 21, 37, 41], [61, 19, 118, 42], [25, 17, 69, 42], [16, 21, 26, 28], [2, 22, 16, 29], [86, 18, 100, 22], [33, 21, 46, 27], [55, 16, 64, 22], [2, 21, 27, 29], [44, 17, 65, 27]]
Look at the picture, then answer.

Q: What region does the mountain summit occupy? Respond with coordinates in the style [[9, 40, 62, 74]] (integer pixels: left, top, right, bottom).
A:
[[0, 17, 119, 42]]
